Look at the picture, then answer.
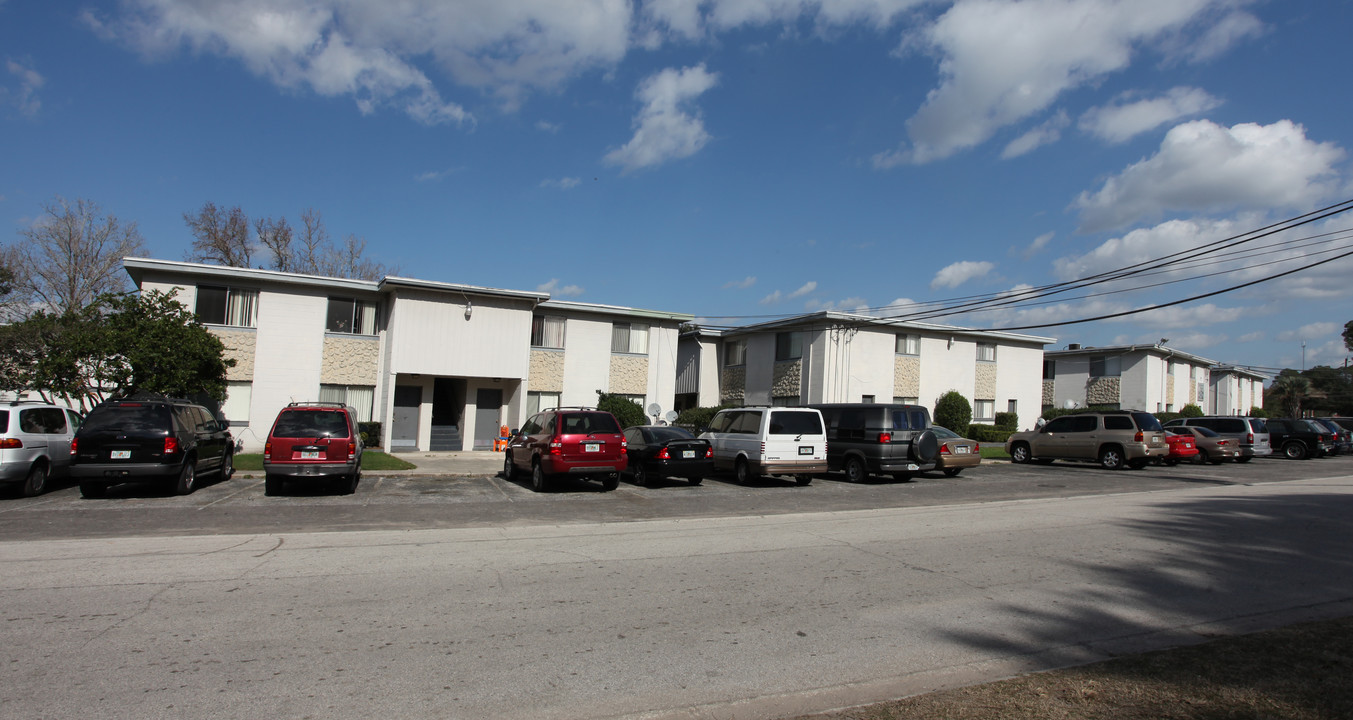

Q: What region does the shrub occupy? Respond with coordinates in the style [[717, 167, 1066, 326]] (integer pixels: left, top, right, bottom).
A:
[[359, 421, 382, 448], [966, 425, 1013, 444], [675, 404, 731, 430], [597, 393, 648, 428], [1180, 404, 1204, 418], [993, 411, 1018, 431], [933, 391, 972, 432], [1248, 406, 1267, 418], [1154, 412, 1183, 425]]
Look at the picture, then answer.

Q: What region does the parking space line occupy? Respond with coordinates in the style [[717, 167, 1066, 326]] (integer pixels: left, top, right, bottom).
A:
[[199, 479, 264, 509]]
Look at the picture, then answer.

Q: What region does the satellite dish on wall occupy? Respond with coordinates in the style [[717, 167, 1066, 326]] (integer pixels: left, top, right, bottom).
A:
[[665, 411, 679, 423], [647, 403, 662, 416], [1064, 399, 1080, 409]]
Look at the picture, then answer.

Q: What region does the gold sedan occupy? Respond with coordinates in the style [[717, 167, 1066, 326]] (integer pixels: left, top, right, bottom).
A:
[[1167, 426, 1239, 464], [932, 425, 982, 477]]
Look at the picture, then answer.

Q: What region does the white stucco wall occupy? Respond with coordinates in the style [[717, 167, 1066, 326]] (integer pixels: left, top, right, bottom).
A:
[[993, 343, 1045, 430], [387, 291, 532, 378], [560, 316, 613, 407], [918, 336, 977, 411], [241, 288, 329, 451]]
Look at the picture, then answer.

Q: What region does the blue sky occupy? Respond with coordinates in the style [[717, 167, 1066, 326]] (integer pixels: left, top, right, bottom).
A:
[[3, 0, 1352, 375]]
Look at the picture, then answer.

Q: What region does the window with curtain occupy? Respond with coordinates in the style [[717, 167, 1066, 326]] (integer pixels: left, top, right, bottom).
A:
[[976, 343, 996, 362], [895, 333, 920, 355], [326, 297, 378, 334], [1090, 355, 1121, 377], [527, 391, 561, 415], [724, 339, 746, 366], [221, 381, 252, 426], [974, 399, 995, 421], [531, 316, 565, 348], [611, 322, 649, 354], [196, 285, 258, 327], [775, 331, 803, 361], [319, 384, 375, 422]]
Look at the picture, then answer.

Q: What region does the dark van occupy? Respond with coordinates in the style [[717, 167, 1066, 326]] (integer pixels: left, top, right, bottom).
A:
[[807, 403, 939, 482]]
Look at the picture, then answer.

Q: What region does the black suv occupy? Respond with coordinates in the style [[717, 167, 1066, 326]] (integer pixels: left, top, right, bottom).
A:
[[807, 403, 939, 481], [1263, 418, 1333, 460], [70, 394, 234, 497]]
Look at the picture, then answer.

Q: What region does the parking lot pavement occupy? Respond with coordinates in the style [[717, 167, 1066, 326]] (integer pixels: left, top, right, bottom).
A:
[[2, 454, 1351, 541]]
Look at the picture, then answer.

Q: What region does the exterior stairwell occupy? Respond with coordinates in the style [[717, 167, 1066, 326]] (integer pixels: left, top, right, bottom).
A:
[[430, 425, 463, 452]]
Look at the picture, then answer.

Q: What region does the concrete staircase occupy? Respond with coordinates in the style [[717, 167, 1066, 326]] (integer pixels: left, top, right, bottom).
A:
[[429, 425, 463, 451]]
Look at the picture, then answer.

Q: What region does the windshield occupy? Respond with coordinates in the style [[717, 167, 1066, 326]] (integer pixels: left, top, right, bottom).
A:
[[273, 410, 350, 438], [1132, 412, 1164, 432], [931, 426, 958, 439], [82, 404, 171, 434], [648, 427, 695, 442], [769, 410, 823, 435]]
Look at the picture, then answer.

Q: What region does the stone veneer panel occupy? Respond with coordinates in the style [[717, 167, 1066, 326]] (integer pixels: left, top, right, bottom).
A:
[[975, 363, 997, 399], [1042, 379, 1054, 407], [609, 355, 649, 395], [321, 335, 380, 385], [1167, 375, 1175, 405], [721, 366, 746, 404], [1086, 377, 1121, 406], [772, 360, 802, 399], [894, 356, 921, 397], [530, 350, 565, 392], [213, 329, 256, 381]]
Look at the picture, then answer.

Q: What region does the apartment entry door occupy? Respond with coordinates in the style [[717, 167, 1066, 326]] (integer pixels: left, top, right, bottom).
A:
[[473, 389, 503, 450], [391, 385, 422, 450]]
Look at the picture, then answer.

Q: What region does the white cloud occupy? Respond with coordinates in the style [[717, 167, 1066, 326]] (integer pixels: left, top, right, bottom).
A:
[[535, 120, 561, 133], [1001, 110, 1069, 159], [1277, 322, 1338, 343], [603, 64, 719, 172], [416, 166, 464, 182], [2, 58, 44, 116], [1238, 331, 1264, 342], [1124, 303, 1247, 329], [805, 296, 870, 312], [876, 0, 1253, 166], [1021, 231, 1054, 259], [537, 278, 584, 297], [930, 260, 993, 289], [540, 177, 581, 189], [1079, 87, 1222, 144], [1074, 120, 1346, 233], [758, 290, 783, 305], [723, 276, 756, 289], [788, 281, 816, 299]]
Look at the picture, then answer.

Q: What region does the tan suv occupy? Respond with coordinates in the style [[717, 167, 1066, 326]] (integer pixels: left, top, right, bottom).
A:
[[1005, 410, 1167, 470]]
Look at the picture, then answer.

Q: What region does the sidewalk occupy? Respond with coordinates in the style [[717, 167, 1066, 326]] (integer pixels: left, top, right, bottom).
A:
[[380, 450, 506, 476]]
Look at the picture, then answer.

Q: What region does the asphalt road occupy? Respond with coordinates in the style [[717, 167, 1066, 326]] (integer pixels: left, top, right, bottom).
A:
[[3, 456, 1353, 719]]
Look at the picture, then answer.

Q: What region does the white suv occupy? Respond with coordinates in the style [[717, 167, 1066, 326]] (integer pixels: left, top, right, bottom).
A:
[[1, 401, 84, 496], [699, 407, 828, 485]]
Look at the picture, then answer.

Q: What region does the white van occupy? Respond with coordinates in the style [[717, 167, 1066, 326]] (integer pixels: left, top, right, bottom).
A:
[[699, 407, 828, 485]]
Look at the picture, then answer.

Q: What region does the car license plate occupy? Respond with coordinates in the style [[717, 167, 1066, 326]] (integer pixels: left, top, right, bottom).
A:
[[954, 446, 970, 454], [584, 443, 600, 453], [111, 450, 131, 460], [799, 446, 813, 455], [301, 451, 320, 460], [682, 450, 695, 459]]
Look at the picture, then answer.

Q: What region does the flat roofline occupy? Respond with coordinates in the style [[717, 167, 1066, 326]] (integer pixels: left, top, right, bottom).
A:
[[538, 299, 693, 322], [125, 257, 379, 293], [711, 311, 1055, 345]]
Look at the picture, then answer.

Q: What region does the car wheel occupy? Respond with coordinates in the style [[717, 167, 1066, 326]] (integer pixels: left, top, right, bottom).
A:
[[942, 467, 961, 477], [79, 481, 106, 499], [1099, 446, 1125, 470], [264, 474, 282, 496], [735, 458, 754, 485], [687, 476, 703, 486], [1010, 442, 1031, 464], [795, 474, 812, 486], [844, 456, 868, 483], [912, 430, 940, 463], [22, 461, 48, 497], [338, 472, 359, 495], [531, 461, 550, 492], [175, 462, 197, 495], [502, 452, 516, 480], [1284, 441, 1308, 460], [1194, 449, 1209, 465], [632, 465, 649, 487], [602, 474, 620, 491], [220, 451, 234, 480]]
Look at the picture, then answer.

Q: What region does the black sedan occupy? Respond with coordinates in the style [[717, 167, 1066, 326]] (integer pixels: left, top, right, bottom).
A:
[[621, 426, 713, 486]]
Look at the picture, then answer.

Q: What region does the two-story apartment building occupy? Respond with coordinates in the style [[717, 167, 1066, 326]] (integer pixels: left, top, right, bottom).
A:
[[1042, 343, 1266, 415], [126, 258, 691, 452], [678, 313, 1054, 428]]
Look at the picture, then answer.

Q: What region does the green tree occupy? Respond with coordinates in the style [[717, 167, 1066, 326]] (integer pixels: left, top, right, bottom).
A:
[[1344, 320, 1353, 352], [933, 390, 972, 431], [597, 393, 648, 429], [1266, 374, 1312, 418], [1179, 403, 1204, 418]]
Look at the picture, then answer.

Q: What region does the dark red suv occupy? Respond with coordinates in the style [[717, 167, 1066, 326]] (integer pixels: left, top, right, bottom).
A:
[[503, 407, 627, 492], [263, 402, 364, 495]]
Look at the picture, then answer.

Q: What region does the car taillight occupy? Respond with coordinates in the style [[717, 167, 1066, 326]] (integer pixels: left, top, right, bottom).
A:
[[549, 438, 563, 455], [704, 446, 713, 458], [760, 441, 765, 454], [164, 437, 179, 455], [939, 442, 950, 453], [620, 439, 627, 456], [263, 441, 272, 460], [1218, 439, 1230, 445], [1, 438, 22, 449], [975, 442, 980, 452], [1246, 433, 1254, 444], [877, 432, 891, 443], [68, 438, 76, 455], [1134, 431, 1144, 442], [656, 447, 670, 460], [336, 440, 353, 461]]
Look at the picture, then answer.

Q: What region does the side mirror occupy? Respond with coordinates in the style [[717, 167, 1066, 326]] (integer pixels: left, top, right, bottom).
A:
[[509, 428, 519, 437]]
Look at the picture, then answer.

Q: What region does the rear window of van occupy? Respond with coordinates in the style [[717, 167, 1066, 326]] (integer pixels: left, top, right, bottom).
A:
[[769, 410, 822, 435]]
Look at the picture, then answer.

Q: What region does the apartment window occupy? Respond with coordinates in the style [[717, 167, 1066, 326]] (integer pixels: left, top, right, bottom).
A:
[[895, 333, 920, 355], [196, 285, 258, 327], [1043, 360, 1055, 379], [611, 322, 649, 354], [319, 384, 375, 422], [775, 331, 804, 361], [526, 391, 560, 416], [861, 395, 875, 404], [725, 339, 747, 366], [974, 399, 995, 422], [1090, 355, 1121, 377], [1008, 399, 1018, 415], [326, 297, 377, 335], [976, 343, 996, 362], [221, 381, 252, 427], [530, 315, 565, 349]]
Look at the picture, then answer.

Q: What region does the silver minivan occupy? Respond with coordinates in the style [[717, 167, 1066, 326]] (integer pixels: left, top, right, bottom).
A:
[[700, 407, 828, 485], [1161, 416, 1271, 461], [0, 401, 84, 496]]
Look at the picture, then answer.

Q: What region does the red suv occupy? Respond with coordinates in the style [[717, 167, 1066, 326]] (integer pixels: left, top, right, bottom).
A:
[[503, 407, 627, 492], [263, 402, 364, 495]]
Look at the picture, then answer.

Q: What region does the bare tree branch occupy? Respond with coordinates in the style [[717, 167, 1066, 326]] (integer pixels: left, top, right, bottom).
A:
[[256, 216, 294, 273], [12, 197, 147, 315], [184, 202, 251, 267]]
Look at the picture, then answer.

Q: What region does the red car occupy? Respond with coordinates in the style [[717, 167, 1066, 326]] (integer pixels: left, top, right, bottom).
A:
[[1160, 428, 1201, 466]]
